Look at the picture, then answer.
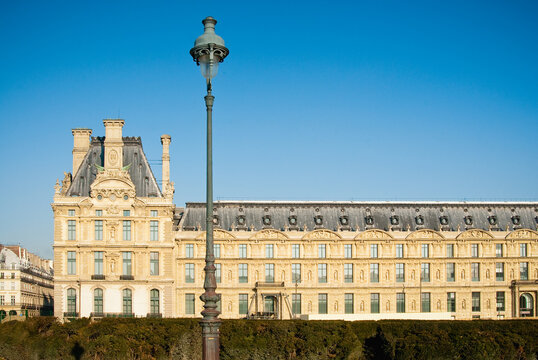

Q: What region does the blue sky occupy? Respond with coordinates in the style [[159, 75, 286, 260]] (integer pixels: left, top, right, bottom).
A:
[[1, 1, 537, 258]]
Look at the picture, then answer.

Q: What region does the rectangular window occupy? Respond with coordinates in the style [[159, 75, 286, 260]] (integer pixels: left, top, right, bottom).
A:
[[371, 293, 380, 313], [318, 263, 327, 283], [239, 263, 248, 283], [150, 252, 159, 276], [11, 295, 15, 305], [185, 244, 194, 258], [472, 292, 480, 312], [150, 220, 159, 241], [370, 263, 379, 283], [396, 263, 405, 283], [0, 296, 3, 305], [421, 244, 429, 258], [239, 244, 247, 258], [370, 244, 378, 258], [215, 263, 221, 283], [185, 263, 194, 283], [520, 243, 528, 257], [446, 263, 455, 282], [151, 210, 158, 217], [122, 252, 132, 276], [68, 209, 75, 216], [95, 210, 102, 216], [421, 263, 430, 282], [496, 263, 504, 281], [292, 244, 300, 258], [123, 220, 131, 241], [471, 244, 479, 257], [292, 263, 301, 283], [95, 220, 103, 240], [471, 263, 480, 281], [292, 294, 301, 315], [344, 263, 353, 283], [344, 244, 352, 258], [185, 294, 195, 315], [496, 244, 503, 257], [94, 251, 103, 275], [396, 293, 405, 313], [520, 262, 529, 280], [447, 292, 456, 312], [67, 251, 76, 275], [421, 292, 431, 312], [446, 244, 454, 258], [496, 292, 505, 311], [318, 294, 328, 314], [265, 263, 274, 283], [396, 244, 403, 258], [266, 244, 274, 258], [345, 293, 354, 314], [67, 220, 76, 240], [123, 210, 130, 217], [318, 244, 326, 258], [214, 244, 221, 258], [239, 294, 248, 315]]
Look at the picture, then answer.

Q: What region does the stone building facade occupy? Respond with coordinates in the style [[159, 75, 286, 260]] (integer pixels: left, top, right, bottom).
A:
[[53, 120, 538, 320]]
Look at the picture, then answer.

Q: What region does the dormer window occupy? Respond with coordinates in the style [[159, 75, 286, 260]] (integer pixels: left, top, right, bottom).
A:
[[512, 216, 521, 226], [464, 216, 473, 226], [339, 216, 349, 226], [314, 215, 323, 226], [488, 216, 497, 226], [213, 215, 220, 226], [390, 216, 399, 226], [439, 216, 449, 226], [415, 215, 424, 226], [289, 216, 297, 226], [237, 215, 246, 226], [365, 215, 374, 226], [262, 215, 271, 226]]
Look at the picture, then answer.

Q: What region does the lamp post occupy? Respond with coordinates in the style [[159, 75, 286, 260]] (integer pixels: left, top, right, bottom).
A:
[[190, 16, 229, 360]]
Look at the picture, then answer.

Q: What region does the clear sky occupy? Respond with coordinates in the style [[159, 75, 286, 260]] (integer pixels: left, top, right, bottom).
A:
[[1, 1, 537, 258]]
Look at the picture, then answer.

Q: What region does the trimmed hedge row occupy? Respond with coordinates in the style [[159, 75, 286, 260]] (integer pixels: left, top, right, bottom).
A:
[[0, 317, 537, 359]]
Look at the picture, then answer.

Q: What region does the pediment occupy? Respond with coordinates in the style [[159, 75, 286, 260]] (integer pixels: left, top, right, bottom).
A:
[[456, 229, 493, 241], [90, 169, 136, 199], [406, 229, 444, 241], [506, 229, 538, 240], [302, 229, 342, 241], [250, 229, 289, 241], [354, 229, 393, 241]]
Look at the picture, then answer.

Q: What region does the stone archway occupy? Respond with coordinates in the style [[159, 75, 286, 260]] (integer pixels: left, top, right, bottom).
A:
[[519, 293, 534, 317]]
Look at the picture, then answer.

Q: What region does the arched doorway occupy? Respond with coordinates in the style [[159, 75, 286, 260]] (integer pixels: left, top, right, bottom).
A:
[[0, 310, 6, 321], [519, 293, 534, 317]]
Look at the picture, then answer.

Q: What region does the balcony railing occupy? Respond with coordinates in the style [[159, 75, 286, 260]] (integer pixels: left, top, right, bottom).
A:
[[91, 275, 106, 280], [119, 275, 134, 280]]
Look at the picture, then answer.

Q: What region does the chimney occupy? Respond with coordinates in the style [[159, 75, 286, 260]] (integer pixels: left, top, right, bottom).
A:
[[72, 128, 92, 175], [103, 119, 125, 169], [161, 134, 171, 186]]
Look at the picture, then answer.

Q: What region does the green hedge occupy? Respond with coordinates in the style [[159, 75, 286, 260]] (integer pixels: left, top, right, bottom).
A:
[[0, 318, 537, 359]]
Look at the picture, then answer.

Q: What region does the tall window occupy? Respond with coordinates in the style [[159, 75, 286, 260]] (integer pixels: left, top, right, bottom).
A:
[[446, 244, 454, 258], [239, 244, 247, 258], [185, 264, 194, 283], [370, 263, 379, 283], [292, 294, 301, 315], [150, 252, 159, 276], [94, 251, 103, 275], [318, 264, 327, 283], [0, 295, 3, 305], [345, 293, 354, 314], [215, 263, 221, 283], [344, 244, 352, 258], [292, 244, 300, 258], [123, 220, 131, 241], [471, 263, 480, 281], [150, 289, 160, 315], [265, 264, 274, 283], [421, 293, 430, 312], [370, 244, 378, 258], [94, 288, 103, 315], [471, 244, 479, 257], [239, 294, 248, 315], [421, 244, 429, 258], [266, 244, 274, 258], [67, 220, 76, 240], [185, 244, 194, 258], [122, 252, 132, 276], [318, 244, 326, 258], [67, 288, 76, 314], [472, 292, 480, 312], [396, 244, 403, 258], [238, 264, 248, 283], [421, 263, 430, 282], [150, 220, 159, 241], [122, 289, 132, 315], [214, 244, 221, 258], [185, 294, 195, 315], [447, 292, 456, 312], [496, 244, 503, 257], [520, 243, 528, 257], [371, 293, 380, 313], [495, 263, 504, 281], [496, 292, 505, 311], [344, 264, 353, 283], [396, 293, 405, 313], [395, 263, 405, 283], [292, 264, 301, 283], [318, 294, 328, 314], [67, 251, 76, 275], [520, 262, 529, 280], [446, 263, 455, 282], [95, 220, 103, 240]]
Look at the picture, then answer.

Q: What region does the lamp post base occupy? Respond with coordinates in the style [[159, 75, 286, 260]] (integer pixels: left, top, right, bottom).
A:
[[201, 318, 221, 360]]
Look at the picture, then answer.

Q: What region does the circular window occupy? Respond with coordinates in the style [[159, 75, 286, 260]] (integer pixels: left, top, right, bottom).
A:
[[512, 216, 521, 225], [237, 216, 245, 225], [340, 216, 348, 226], [289, 216, 297, 225], [365, 216, 374, 226], [488, 216, 497, 225], [315, 216, 323, 225], [263, 216, 271, 225], [415, 216, 424, 225], [440, 216, 448, 225], [97, 195, 102, 200], [464, 216, 473, 226], [123, 195, 128, 200], [390, 216, 399, 225]]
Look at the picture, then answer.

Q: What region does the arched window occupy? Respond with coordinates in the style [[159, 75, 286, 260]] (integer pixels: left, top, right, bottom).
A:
[[520, 293, 534, 317], [150, 289, 160, 315], [122, 289, 132, 316], [67, 288, 77, 315], [94, 288, 103, 315]]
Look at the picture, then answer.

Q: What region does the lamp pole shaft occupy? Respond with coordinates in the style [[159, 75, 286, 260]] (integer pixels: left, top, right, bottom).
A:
[[200, 82, 220, 360]]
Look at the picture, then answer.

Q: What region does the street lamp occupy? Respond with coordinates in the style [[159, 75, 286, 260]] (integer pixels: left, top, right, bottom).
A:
[[190, 16, 229, 360]]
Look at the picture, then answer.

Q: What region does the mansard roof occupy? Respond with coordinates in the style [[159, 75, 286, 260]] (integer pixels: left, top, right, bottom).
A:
[[66, 136, 162, 198], [181, 201, 538, 233]]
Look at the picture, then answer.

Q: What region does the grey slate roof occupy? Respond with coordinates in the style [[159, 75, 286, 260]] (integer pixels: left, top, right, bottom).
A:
[[66, 137, 162, 198], [182, 201, 538, 232]]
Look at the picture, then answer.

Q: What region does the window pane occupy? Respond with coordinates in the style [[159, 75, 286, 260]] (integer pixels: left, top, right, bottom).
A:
[[396, 293, 405, 313], [421, 263, 430, 282], [239, 244, 247, 258], [370, 293, 379, 313], [239, 264, 248, 283], [292, 244, 300, 258], [446, 263, 455, 282], [68, 220, 76, 240], [266, 244, 274, 258], [370, 264, 379, 283], [471, 244, 479, 257], [447, 292, 456, 312], [345, 293, 354, 314], [421, 293, 430, 312], [215, 263, 221, 283], [122, 289, 132, 315], [95, 220, 103, 240], [265, 264, 274, 283], [150, 252, 159, 276], [185, 264, 194, 283], [94, 289, 103, 314], [239, 294, 248, 315], [471, 263, 480, 281], [122, 252, 132, 276], [421, 244, 429, 258], [520, 262, 529, 280], [292, 264, 301, 283], [318, 264, 327, 283], [150, 220, 159, 241], [344, 244, 352, 258], [396, 263, 405, 283], [472, 292, 480, 312], [496, 244, 503, 257], [150, 289, 160, 314], [496, 292, 505, 311], [495, 263, 504, 281], [185, 294, 195, 315], [318, 294, 327, 314], [446, 244, 454, 258], [214, 244, 220, 258], [396, 244, 403, 258], [520, 244, 527, 257], [292, 294, 301, 316], [186, 244, 194, 258], [123, 220, 131, 241], [318, 244, 326, 258], [67, 251, 76, 275], [370, 244, 378, 258], [94, 251, 103, 275], [344, 264, 353, 283]]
